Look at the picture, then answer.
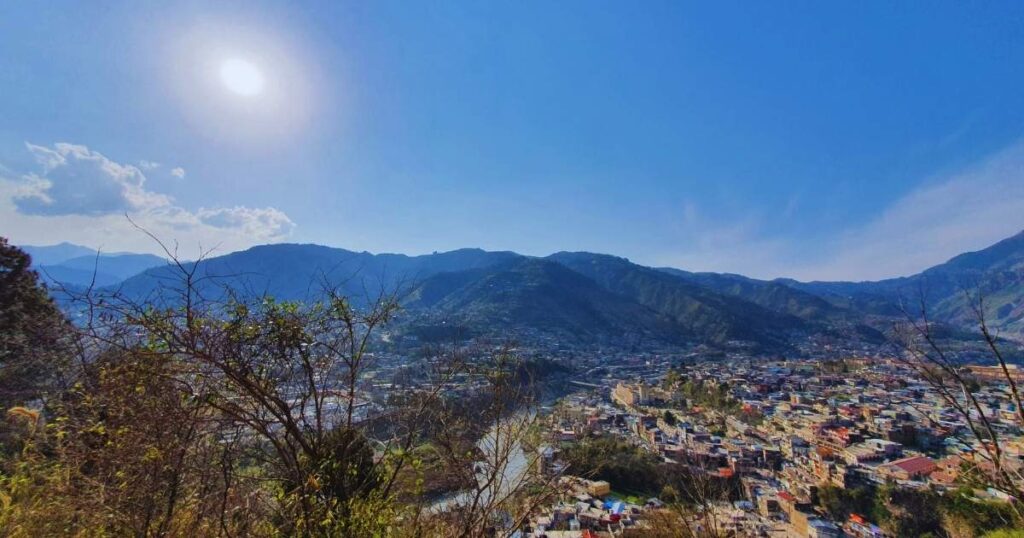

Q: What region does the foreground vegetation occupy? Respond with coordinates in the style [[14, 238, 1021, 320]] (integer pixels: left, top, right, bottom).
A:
[[0, 237, 555, 537], [816, 483, 1021, 537], [4, 234, 1024, 538]]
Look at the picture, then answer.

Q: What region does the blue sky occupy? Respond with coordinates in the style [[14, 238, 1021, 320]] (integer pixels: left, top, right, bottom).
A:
[[2, 1, 1024, 280]]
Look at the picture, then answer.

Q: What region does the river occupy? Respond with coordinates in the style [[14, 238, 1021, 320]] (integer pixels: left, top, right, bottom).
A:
[[428, 412, 533, 513]]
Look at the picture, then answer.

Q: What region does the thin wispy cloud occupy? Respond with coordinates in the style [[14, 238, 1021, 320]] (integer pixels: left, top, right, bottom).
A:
[[658, 140, 1024, 281], [797, 140, 1024, 281], [659, 201, 797, 278]]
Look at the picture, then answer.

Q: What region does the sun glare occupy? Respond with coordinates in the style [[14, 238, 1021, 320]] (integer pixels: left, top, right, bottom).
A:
[[219, 58, 265, 96], [168, 22, 319, 144]]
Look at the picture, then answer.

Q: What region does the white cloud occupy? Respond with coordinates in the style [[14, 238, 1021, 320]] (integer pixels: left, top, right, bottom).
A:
[[170, 167, 186, 179], [15, 143, 170, 216], [139, 160, 161, 170], [1, 142, 295, 256], [196, 206, 294, 240]]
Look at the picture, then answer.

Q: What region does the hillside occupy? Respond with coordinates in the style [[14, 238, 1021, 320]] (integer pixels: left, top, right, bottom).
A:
[[114, 244, 521, 305], [781, 231, 1024, 339], [106, 245, 821, 349], [37, 253, 167, 288], [19, 243, 167, 288], [36, 228, 1024, 349], [404, 258, 680, 344], [657, 268, 851, 321], [21, 242, 96, 266], [546, 252, 812, 348]]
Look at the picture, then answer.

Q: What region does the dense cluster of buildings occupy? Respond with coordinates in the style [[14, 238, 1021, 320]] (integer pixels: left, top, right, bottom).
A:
[[349, 335, 1023, 536], [523, 356, 1024, 537]]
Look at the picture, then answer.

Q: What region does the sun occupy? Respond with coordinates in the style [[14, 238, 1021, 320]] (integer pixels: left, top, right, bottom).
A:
[[219, 58, 265, 97], [169, 23, 319, 143]]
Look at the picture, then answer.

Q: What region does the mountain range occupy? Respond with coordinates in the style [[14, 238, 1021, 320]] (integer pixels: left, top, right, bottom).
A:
[[22, 243, 167, 289], [19, 230, 1024, 352]]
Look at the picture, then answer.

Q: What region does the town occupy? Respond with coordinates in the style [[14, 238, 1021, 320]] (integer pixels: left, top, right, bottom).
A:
[[509, 355, 1024, 537]]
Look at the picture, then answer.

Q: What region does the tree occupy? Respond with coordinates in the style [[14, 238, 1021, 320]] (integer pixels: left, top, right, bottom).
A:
[[1, 231, 563, 536], [78, 267, 412, 534], [642, 461, 741, 538], [663, 368, 682, 389], [816, 484, 875, 522], [984, 530, 1024, 538], [424, 348, 564, 537], [894, 288, 1024, 526], [0, 237, 70, 406], [874, 485, 942, 537]]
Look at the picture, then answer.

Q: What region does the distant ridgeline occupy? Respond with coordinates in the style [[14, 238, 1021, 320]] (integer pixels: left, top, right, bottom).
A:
[[21, 229, 1024, 355], [22, 243, 167, 289]]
